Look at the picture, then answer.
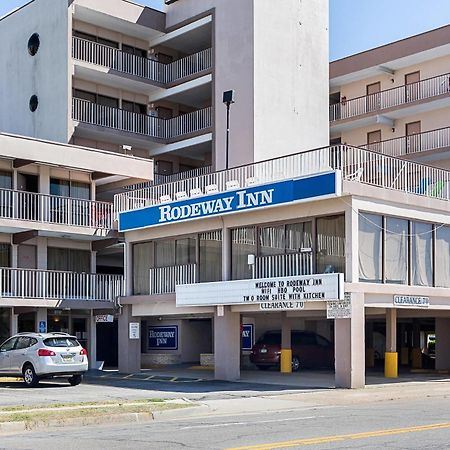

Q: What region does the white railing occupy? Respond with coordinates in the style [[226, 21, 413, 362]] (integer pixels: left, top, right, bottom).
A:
[[0, 268, 124, 302], [72, 37, 212, 84], [115, 144, 450, 215], [254, 252, 313, 279], [360, 127, 450, 158], [72, 98, 211, 140], [0, 189, 113, 229], [124, 166, 213, 191], [330, 72, 450, 122], [149, 264, 197, 295]]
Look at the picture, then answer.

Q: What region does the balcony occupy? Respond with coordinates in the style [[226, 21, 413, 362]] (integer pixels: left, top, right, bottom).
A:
[[360, 127, 450, 158], [72, 36, 212, 86], [115, 144, 450, 216], [147, 253, 316, 295], [0, 268, 123, 302], [72, 98, 212, 142], [330, 73, 450, 125], [0, 189, 113, 230]]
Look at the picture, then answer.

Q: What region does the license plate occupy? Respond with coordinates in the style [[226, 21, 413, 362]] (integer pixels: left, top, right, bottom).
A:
[[62, 354, 74, 362], [260, 348, 268, 354]]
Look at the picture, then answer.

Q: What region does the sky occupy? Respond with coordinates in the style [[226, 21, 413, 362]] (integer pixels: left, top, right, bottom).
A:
[[1, 0, 450, 61]]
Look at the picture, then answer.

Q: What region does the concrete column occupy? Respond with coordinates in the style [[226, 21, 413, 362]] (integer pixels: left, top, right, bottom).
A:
[[344, 201, 359, 283], [88, 312, 97, 369], [35, 308, 47, 333], [11, 244, 18, 268], [365, 321, 374, 368], [39, 166, 50, 194], [435, 318, 450, 371], [118, 305, 141, 374], [214, 306, 240, 381], [124, 242, 133, 296], [281, 312, 292, 373], [222, 228, 231, 281], [36, 237, 47, 270], [334, 292, 365, 389], [90, 251, 97, 274], [385, 308, 398, 378], [412, 320, 422, 369], [10, 309, 18, 336], [399, 323, 409, 366]]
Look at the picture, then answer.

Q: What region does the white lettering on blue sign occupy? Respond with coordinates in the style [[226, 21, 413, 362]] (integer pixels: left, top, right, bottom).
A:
[[158, 188, 274, 224]]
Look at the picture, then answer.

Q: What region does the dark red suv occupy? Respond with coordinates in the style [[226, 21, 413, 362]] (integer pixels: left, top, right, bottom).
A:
[[250, 330, 334, 371]]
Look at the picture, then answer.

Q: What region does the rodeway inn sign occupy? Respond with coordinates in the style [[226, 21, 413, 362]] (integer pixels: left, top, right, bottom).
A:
[[119, 171, 341, 231]]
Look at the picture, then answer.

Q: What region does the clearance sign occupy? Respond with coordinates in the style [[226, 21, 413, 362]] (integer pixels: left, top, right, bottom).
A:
[[119, 171, 341, 232]]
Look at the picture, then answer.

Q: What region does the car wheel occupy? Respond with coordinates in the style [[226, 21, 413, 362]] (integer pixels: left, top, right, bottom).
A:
[[256, 365, 270, 371], [292, 356, 301, 372], [69, 375, 83, 386], [23, 364, 39, 388]]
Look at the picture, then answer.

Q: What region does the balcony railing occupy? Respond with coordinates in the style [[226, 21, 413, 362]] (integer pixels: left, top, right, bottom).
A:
[[72, 98, 212, 140], [0, 189, 113, 230], [149, 264, 197, 295], [72, 36, 212, 84], [330, 72, 450, 122], [0, 268, 123, 302], [360, 127, 450, 158], [115, 144, 450, 215], [254, 252, 313, 279]]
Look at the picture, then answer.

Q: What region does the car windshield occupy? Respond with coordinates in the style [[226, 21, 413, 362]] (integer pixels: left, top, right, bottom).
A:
[[257, 333, 281, 345], [43, 337, 79, 348]]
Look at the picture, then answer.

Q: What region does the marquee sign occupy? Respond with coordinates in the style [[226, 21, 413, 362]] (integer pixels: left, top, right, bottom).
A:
[[176, 273, 344, 308], [119, 171, 340, 232]]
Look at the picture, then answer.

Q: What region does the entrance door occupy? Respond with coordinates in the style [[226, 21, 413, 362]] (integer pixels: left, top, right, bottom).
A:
[[405, 71, 420, 103], [97, 320, 118, 367], [367, 130, 382, 153], [406, 121, 421, 154], [17, 173, 39, 221], [72, 317, 88, 350], [366, 82, 381, 113]]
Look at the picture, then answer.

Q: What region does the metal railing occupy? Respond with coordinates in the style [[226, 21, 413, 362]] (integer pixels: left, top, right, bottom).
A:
[[149, 264, 197, 295], [72, 98, 211, 140], [360, 127, 450, 158], [254, 252, 313, 279], [115, 144, 450, 215], [72, 36, 212, 84], [0, 268, 124, 302], [124, 166, 213, 191], [0, 188, 113, 230], [330, 72, 450, 122]]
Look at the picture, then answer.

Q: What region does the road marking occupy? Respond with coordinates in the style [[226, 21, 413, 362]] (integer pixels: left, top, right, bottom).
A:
[[180, 416, 321, 430], [227, 422, 450, 449]]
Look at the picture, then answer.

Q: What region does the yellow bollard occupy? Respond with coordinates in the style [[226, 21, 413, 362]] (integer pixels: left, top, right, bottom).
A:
[[385, 352, 398, 378], [280, 349, 292, 373]]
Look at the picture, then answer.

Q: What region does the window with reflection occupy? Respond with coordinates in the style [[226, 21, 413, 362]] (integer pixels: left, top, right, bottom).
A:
[[133, 242, 153, 295], [316, 215, 345, 274], [359, 213, 382, 283], [411, 221, 433, 286], [385, 217, 408, 284], [231, 227, 256, 280], [199, 231, 222, 282], [435, 225, 450, 288]]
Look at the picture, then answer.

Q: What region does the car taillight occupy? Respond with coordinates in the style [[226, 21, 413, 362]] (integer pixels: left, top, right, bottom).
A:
[[80, 348, 88, 356], [38, 348, 56, 357]]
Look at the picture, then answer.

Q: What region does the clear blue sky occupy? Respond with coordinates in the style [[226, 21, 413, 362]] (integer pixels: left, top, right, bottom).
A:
[[1, 0, 450, 61]]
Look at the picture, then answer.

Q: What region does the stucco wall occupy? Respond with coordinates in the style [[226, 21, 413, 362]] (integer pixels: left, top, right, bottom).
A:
[[0, 0, 70, 142]]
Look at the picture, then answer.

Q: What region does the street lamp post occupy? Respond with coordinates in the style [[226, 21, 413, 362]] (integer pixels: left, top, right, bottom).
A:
[[223, 90, 235, 169]]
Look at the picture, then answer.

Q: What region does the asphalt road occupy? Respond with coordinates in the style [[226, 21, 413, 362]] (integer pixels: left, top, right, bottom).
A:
[[1, 378, 449, 449]]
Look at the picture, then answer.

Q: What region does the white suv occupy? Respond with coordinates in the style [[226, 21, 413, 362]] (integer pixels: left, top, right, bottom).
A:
[[0, 332, 88, 387]]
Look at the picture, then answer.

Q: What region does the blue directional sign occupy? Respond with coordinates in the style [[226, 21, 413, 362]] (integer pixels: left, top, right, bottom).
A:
[[119, 171, 340, 232]]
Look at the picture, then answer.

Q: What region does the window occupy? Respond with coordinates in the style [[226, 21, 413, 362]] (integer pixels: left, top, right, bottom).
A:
[[176, 238, 196, 266], [286, 222, 312, 252], [133, 242, 153, 295], [73, 89, 96, 103], [0, 244, 10, 267], [29, 95, 38, 112], [316, 216, 345, 274], [435, 225, 450, 288], [28, 33, 40, 56], [122, 100, 147, 115], [0, 338, 17, 352], [359, 213, 382, 283], [411, 221, 433, 286], [259, 225, 285, 256], [231, 227, 256, 280], [50, 179, 90, 200], [47, 248, 90, 273], [72, 90, 119, 109], [15, 337, 35, 350], [73, 31, 118, 49], [385, 217, 408, 284], [0, 171, 12, 189], [199, 231, 222, 282], [122, 44, 147, 58], [44, 337, 79, 347]]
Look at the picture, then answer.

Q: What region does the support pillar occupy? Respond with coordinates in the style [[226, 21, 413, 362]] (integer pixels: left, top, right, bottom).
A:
[[280, 312, 292, 373], [385, 308, 398, 378], [365, 321, 374, 368], [399, 323, 409, 366], [10, 309, 18, 336], [411, 320, 422, 369], [124, 242, 133, 296], [214, 306, 240, 381], [35, 308, 47, 333], [435, 318, 450, 371], [88, 311, 97, 369], [334, 292, 365, 388], [118, 305, 141, 374]]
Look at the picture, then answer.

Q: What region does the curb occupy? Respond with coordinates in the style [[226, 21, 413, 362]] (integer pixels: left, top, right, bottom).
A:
[[0, 405, 202, 435]]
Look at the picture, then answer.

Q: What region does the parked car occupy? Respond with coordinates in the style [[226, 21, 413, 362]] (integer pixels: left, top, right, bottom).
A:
[[0, 332, 88, 387], [250, 330, 334, 371]]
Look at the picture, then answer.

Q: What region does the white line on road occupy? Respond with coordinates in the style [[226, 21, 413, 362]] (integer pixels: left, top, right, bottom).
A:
[[179, 415, 324, 430]]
